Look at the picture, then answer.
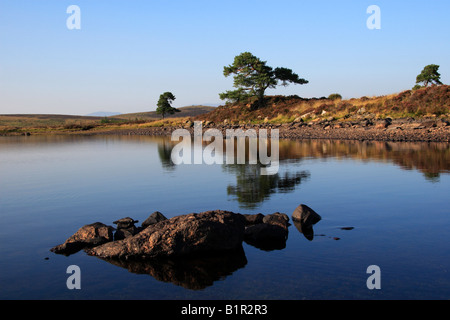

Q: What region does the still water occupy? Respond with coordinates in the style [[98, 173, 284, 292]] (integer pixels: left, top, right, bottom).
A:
[[0, 135, 449, 299]]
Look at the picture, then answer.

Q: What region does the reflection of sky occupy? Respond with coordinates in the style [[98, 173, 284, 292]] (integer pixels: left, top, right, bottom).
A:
[[1, 135, 450, 299]]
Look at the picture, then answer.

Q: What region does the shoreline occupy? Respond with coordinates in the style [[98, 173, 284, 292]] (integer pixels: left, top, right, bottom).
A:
[[2, 118, 450, 143], [88, 118, 450, 143]]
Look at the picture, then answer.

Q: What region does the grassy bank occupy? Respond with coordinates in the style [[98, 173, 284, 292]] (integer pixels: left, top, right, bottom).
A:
[[196, 85, 450, 125]]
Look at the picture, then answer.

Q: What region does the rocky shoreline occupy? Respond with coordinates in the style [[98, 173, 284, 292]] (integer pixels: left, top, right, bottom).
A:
[[93, 117, 450, 142]]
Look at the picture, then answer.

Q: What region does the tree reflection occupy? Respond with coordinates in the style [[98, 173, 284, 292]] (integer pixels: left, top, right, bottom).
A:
[[155, 138, 450, 207], [157, 140, 176, 171], [224, 164, 310, 209]]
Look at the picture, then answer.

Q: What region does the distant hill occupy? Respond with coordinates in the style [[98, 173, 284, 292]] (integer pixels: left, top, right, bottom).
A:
[[0, 105, 216, 131], [0, 114, 104, 129], [116, 105, 216, 120], [86, 111, 122, 117]]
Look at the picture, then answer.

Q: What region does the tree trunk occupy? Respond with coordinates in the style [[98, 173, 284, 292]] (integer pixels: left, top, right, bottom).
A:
[[257, 90, 265, 109]]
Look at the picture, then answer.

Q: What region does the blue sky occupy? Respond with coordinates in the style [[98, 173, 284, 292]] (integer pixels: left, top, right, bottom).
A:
[[0, 0, 449, 115]]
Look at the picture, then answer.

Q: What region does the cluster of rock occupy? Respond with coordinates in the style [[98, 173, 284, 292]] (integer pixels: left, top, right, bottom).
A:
[[50, 205, 322, 259]]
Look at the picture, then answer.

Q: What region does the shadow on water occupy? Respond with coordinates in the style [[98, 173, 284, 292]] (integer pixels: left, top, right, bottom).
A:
[[97, 246, 248, 290]]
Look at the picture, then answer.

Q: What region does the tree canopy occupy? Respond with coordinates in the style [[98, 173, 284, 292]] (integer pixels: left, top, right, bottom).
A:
[[416, 64, 443, 87], [156, 92, 179, 119], [220, 52, 308, 108]]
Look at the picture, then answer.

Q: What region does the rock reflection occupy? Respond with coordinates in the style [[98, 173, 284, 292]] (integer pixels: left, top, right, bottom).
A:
[[293, 220, 317, 241], [292, 204, 322, 241], [98, 247, 248, 290]]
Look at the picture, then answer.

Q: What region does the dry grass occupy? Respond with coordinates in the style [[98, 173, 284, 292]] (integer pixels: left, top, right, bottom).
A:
[[196, 85, 450, 124]]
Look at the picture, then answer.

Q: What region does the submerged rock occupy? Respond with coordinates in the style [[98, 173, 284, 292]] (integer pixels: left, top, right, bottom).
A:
[[50, 222, 114, 255], [86, 210, 246, 260]]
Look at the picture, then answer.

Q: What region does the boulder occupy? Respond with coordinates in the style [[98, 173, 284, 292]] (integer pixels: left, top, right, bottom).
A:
[[242, 213, 264, 225], [113, 217, 138, 229], [292, 204, 322, 241], [141, 211, 168, 228], [50, 222, 114, 255], [292, 204, 321, 226], [244, 212, 290, 251], [86, 210, 246, 260], [262, 212, 290, 228], [113, 217, 140, 240], [244, 223, 288, 251]]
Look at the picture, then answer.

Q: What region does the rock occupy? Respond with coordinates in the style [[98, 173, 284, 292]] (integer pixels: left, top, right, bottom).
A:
[[184, 120, 194, 128], [50, 222, 114, 255], [242, 213, 264, 225], [244, 212, 289, 251], [113, 217, 139, 229], [244, 223, 288, 251], [114, 227, 139, 240], [292, 204, 322, 225], [357, 107, 366, 114], [113, 217, 140, 240], [262, 212, 290, 228], [141, 211, 168, 228], [292, 204, 321, 225], [86, 210, 246, 260], [292, 205, 322, 241]]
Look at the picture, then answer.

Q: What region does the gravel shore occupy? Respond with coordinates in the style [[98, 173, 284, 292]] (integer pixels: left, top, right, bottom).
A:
[[95, 117, 450, 143]]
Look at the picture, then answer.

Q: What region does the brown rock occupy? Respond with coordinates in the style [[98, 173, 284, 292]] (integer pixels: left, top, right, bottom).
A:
[[244, 212, 290, 251], [86, 210, 246, 260], [141, 211, 168, 228], [50, 222, 114, 255], [113, 217, 138, 229], [113, 217, 140, 240], [242, 213, 264, 225], [244, 223, 288, 251], [262, 212, 290, 228], [292, 204, 321, 226]]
